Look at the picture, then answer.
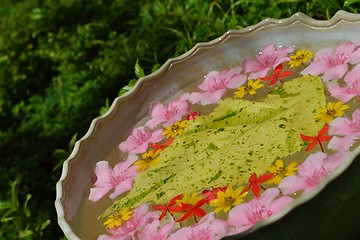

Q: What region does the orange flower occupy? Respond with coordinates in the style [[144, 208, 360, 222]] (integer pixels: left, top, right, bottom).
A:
[[300, 124, 332, 152], [260, 64, 292, 85]]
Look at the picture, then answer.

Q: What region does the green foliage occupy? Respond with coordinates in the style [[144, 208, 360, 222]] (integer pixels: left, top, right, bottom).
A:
[[0, 0, 359, 239], [0, 181, 50, 239]]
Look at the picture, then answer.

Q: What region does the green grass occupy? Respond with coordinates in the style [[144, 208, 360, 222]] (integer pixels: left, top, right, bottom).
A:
[[0, 0, 359, 239]]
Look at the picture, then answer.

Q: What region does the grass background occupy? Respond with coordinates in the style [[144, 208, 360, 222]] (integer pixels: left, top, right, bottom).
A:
[[0, 0, 359, 239]]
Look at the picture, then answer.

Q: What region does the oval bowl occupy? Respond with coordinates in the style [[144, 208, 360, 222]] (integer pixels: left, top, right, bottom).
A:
[[55, 10, 360, 239]]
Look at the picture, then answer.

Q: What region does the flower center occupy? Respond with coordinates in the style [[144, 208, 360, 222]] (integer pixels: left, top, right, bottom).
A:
[[248, 205, 273, 224], [144, 156, 154, 163], [133, 130, 150, 145], [224, 196, 235, 205], [244, 85, 253, 92], [275, 167, 286, 177], [326, 108, 335, 115], [304, 167, 328, 186], [295, 53, 305, 61], [110, 174, 126, 187]]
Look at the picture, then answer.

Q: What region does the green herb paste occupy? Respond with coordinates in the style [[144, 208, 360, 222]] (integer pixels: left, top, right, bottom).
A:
[[101, 75, 325, 217]]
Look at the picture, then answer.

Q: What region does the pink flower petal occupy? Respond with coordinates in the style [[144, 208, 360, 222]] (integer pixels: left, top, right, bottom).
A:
[[278, 175, 307, 195], [89, 185, 113, 202], [327, 84, 357, 103], [328, 135, 355, 152], [322, 64, 348, 81], [268, 196, 293, 215], [109, 178, 133, 199]]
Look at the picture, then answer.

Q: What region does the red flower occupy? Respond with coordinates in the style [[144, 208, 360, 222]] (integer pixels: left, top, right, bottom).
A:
[[243, 172, 274, 197], [300, 124, 332, 152], [150, 138, 174, 152], [202, 186, 227, 203], [176, 198, 207, 223], [260, 64, 292, 85], [186, 112, 200, 120], [152, 194, 183, 220]]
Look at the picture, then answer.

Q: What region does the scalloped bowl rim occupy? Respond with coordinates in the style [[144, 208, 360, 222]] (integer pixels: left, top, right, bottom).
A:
[[55, 10, 360, 239]]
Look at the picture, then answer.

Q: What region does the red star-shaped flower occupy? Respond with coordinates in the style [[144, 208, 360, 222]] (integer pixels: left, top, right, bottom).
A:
[[260, 64, 292, 85], [300, 124, 332, 152], [243, 172, 274, 197]]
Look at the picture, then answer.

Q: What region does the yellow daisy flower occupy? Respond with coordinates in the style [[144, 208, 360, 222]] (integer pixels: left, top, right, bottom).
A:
[[176, 193, 203, 206], [234, 79, 264, 99], [266, 159, 298, 185], [133, 149, 161, 171], [314, 101, 349, 123], [162, 120, 188, 138], [209, 186, 247, 213], [288, 49, 314, 68], [103, 207, 133, 229]]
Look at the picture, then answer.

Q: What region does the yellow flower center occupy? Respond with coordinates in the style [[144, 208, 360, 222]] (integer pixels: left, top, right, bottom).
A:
[[326, 108, 335, 115], [275, 167, 286, 177], [295, 53, 305, 61]]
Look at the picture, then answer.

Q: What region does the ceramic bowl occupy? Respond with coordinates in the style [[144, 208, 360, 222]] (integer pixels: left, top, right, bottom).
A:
[[55, 10, 360, 239]]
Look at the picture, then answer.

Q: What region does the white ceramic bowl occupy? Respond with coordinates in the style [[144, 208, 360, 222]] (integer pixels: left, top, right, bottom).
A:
[[55, 10, 360, 239]]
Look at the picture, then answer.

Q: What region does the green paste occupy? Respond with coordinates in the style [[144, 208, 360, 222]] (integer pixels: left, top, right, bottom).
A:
[[101, 75, 325, 218]]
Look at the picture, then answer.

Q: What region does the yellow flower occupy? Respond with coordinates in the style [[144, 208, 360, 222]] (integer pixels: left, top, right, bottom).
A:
[[162, 120, 188, 138], [176, 193, 203, 206], [314, 101, 349, 123], [288, 49, 314, 68], [133, 149, 161, 171], [266, 159, 298, 185], [103, 208, 133, 229], [234, 79, 264, 99], [209, 186, 247, 213]]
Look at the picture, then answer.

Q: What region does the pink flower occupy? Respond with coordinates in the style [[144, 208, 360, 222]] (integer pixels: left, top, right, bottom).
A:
[[137, 217, 175, 240], [169, 212, 230, 240], [243, 43, 294, 79], [328, 136, 355, 152], [119, 126, 164, 154], [329, 108, 360, 139], [188, 67, 246, 105], [98, 204, 159, 240], [328, 63, 360, 102], [89, 155, 138, 201], [227, 188, 292, 235], [278, 152, 340, 196], [301, 42, 360, 82], [146, 94, 191, 129]]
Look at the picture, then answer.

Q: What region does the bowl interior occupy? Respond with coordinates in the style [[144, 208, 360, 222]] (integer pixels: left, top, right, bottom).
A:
[[56, 11, 360, 239]]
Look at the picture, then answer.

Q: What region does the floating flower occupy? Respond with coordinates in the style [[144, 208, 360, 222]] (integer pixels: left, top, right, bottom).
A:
[[103, 208, 133, 229], [328, 63, 360, 103], [288, 49, 314, 68], [162, 120, 188, 138], [152, 194, 184, 221], [242, 172, 274, 198], [150, 138, 174, 152], [98, 204, 159, 240], [300, 124, 332, 152], [169, 212, 230, 240], [210, 186, 247, 213], [278, 152, 340, 196], [175, 193, 207, 222], [186, 111, 200, 120], [234, 79, 264, 98], [314, 101, 349, 123], [137, 217, 175, 240], [301, 42, 360, 82], [260, 64, 292, 85], [146, 94, 191, 129], [188, 67, 246, 105], [133, 149, 161, 172], [243, 43, 294, 79], [202, 186, 227, 203], [227, 188, 293, 235], [119, 126, 164, 155], [329, 108, 360, 139], [327, 135, 355, 152], [266, 159, 298, 185], [89, 156, 138, 201]]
